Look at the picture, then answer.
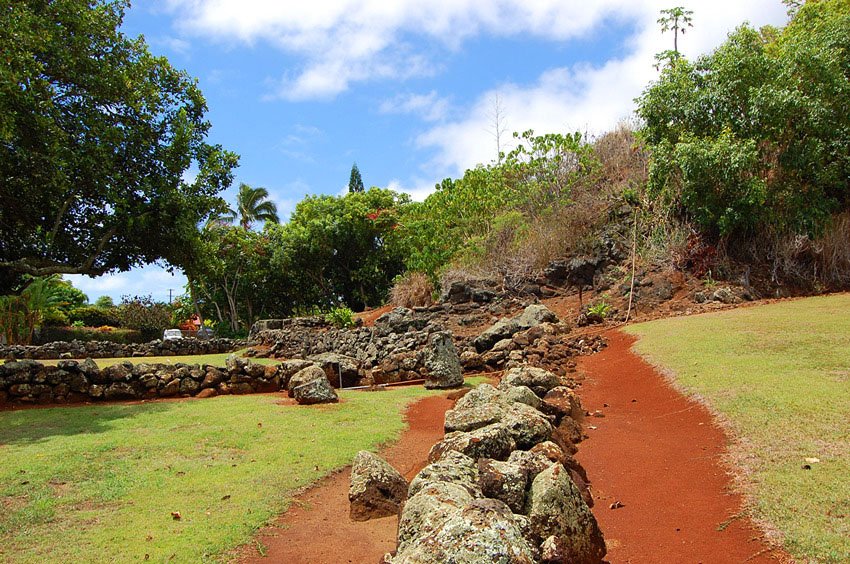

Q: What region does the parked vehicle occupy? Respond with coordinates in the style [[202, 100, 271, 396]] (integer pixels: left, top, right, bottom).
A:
[[162, 329, 183, 341]]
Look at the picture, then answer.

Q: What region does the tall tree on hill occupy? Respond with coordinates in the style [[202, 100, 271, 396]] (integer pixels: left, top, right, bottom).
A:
[[225, 183, 280, 229], [349, 163, 365, 193]]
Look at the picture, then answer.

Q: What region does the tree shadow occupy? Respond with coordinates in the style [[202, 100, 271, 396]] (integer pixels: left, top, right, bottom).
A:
[[0, 401, 175, 445]]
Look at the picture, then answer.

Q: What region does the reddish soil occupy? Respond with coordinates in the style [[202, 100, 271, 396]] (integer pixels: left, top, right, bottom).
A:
[[236, 393, 454, 564], [575, 330, 789, 563]]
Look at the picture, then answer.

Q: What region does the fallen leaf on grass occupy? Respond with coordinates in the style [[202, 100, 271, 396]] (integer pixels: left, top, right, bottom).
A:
[[221, 494, 231, 501], [804, 457, 820, 464], [171, 511, 181, 520]]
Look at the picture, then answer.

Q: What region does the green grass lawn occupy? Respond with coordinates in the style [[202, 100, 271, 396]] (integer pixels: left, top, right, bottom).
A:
[[626, 294, 850, 563], [38, 349, 279, 368], [0, 385, 443, 563]]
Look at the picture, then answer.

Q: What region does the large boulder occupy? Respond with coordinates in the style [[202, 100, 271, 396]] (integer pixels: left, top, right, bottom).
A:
[[349, 451, 408, 521], [409, 450, 482, 498], [391, 498, 538, 564], [424, 332, 463, 389], [445, 384, 553, 449], [308, 352, 361, 388], [287, 365, 329, 396], [472, 318, 519, 353], [374, 307, 425, 336], [514, 304, 558, 329], [396, 481, 475, 553], [289, 366, 339, 405], [472, 305, 558, 353], [499, 366, 563, 396], [477, 458, 528, 514], [429, 424, 516, 463], [525, 464, 606, 564]]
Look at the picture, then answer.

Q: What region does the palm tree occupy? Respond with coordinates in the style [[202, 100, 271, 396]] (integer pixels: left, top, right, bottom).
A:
[[225, 183, 280, 229]]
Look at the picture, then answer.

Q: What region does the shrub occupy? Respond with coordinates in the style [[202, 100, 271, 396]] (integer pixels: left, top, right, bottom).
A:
[[35, 327, 144, 345], [117, 296, 172, 341], [41, 308, 70, 327], [390, 272, 435, 308], [69, 305, 120, 328], [586, 301, 612, 319], [324, 306, 356, 329]]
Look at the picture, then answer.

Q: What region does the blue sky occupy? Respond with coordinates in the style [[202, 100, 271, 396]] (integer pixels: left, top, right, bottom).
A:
[[68, 0, 788, 303]]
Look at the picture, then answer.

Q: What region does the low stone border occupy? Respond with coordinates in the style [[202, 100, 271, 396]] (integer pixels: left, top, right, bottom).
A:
[[0, 337, 245, 361]]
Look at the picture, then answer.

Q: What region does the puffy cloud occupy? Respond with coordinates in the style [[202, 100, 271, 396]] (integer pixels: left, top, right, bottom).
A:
[[414, 0, 788, 178], [379, 91, 451, 122], [164, 0, 646, 99]]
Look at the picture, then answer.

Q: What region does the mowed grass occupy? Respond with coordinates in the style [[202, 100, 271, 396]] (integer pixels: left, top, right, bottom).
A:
[[0, 386, 441, 563], [625, 294, 850, 563], [38, 349, 280, 368]]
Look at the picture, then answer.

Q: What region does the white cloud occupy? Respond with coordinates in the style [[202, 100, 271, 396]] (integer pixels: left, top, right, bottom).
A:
[[67, 265, 187, 303], [414, 0, 789, 179], [164, 0, 647, 99], [379, 91, 451, 122]]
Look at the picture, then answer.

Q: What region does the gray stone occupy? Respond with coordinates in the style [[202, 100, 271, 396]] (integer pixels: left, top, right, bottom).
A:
[[287, 365, 329, 395], [409, 450, 481, 498], [349, 451, 408, 521], [292, 376, 339, 405], [424, 332, 463, 389], [397, 481, 475, 553], [525, 464, 606, 564], [392, 498, 537, 564], [477, 458, 528, 514], [499, 366, 562, 396], [503, 385, 542, 409], [429, 423, 516, 463]]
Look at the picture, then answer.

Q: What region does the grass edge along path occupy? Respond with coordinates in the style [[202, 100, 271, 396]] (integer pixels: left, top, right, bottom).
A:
[[624, 293, 850, 563], [36, 348, 279, 368], [0, 386, 443, 563]]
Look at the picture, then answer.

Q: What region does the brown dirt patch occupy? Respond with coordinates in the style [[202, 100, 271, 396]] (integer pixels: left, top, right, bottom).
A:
[[235, 393, 454, 564], [355, 304, 394, 327], [575, 329, 789, 563]]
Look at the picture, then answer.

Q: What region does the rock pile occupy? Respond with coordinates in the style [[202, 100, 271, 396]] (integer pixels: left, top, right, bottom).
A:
[[0, 337, 243, 361], [251, 308, 465, 386], [350, 364, 605, 564], [459, 306, 606, 377]]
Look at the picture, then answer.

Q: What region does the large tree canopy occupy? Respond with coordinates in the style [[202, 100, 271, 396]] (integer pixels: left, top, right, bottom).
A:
[[637, 0, 850, 238], [0, 0, 238, 290]]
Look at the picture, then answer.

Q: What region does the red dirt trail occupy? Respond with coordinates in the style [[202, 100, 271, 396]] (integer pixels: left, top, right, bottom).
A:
[[236, 393, 454, 564], [575, 329, 789, 564]]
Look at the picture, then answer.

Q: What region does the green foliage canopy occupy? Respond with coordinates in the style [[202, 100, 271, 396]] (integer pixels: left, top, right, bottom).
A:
[[0, 0, 238, 289], [638, 0, 850, 238]]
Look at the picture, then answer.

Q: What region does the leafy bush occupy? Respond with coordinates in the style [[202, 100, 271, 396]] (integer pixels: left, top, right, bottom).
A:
[[324, 306, 356, 329], [390, 272, 434, 308], [117, 296, 172, 341], [69, 305, 120, 328], [638, 1, 850, 238], [41, 308, 70, 327], [586, 301, 612, 319]]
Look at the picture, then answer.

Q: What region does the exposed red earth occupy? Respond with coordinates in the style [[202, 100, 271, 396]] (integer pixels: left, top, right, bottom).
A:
[[235, 393, 455, 564], [575, 330, 790, 564]]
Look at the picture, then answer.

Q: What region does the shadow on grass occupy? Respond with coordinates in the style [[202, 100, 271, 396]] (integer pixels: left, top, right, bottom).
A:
[[0, 402, 174, 446]]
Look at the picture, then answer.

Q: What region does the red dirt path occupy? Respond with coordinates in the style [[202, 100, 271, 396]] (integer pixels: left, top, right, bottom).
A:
[[236, 393, 454, 564], [575, 329, 789, 564]]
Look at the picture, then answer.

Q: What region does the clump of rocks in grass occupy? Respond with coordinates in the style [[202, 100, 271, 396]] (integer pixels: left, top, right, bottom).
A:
[[350, 363, 605, 564]]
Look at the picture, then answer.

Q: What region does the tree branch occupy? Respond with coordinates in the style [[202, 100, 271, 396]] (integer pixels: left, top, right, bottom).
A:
[[1, 227, 117, 277]]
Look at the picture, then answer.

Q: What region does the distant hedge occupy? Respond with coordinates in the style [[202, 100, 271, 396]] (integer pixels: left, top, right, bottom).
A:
[[35, 327, 144, 345], [68, 306, 121, 328]]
